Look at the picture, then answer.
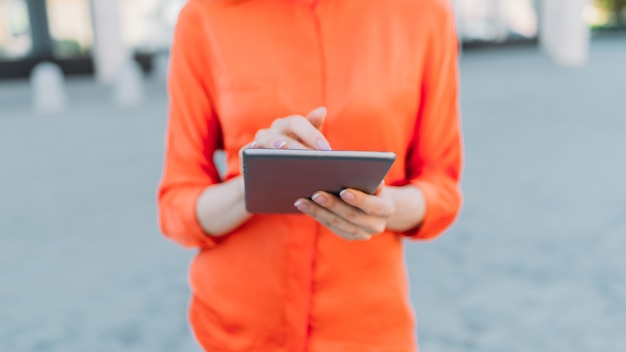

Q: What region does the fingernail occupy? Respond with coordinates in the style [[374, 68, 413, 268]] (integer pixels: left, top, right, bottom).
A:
[[247, 141, 257, 148], [312, 193, 327, 204], [340, 190, 355, 201], [311, 106, 327, 116], [294, 200, 309, 211], [273, 140, 288, 149], [316, 139, 332, 151]]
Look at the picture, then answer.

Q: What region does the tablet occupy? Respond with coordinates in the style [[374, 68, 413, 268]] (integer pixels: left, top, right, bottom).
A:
[[242, 149, 396, 214]]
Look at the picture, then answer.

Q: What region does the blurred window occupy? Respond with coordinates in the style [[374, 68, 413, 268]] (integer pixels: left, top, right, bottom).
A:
[[456, 0, 538, 42], [45, 0, 93, 58], [0, 0, 32, 60], [120, 0, 184, 53]]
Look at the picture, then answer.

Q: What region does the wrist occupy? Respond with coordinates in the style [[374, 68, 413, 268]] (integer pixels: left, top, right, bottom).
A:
[[385, 184, 426, 232]]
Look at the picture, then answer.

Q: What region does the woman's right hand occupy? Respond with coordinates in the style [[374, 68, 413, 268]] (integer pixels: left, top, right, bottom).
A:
[[250, 106, 332, 150]]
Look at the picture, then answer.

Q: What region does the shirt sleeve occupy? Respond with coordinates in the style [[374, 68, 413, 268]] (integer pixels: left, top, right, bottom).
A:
[[403, 3, 463, 240], [157, 3, 223, 249]]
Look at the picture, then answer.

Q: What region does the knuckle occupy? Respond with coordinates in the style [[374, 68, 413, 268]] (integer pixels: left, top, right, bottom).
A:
[[344, 209, 359, 222], [320, 220, 331, 229], [371, 204, 385, 216], [287, 116, 296, 131], [322, 194, 336, 207], [338, 227, 370, 241], [373, 223, 386, 234], [284, 117, 294, 131], [304, 205, 316, 216], [374, 202, 394, 218], [330, 216, 343, 228], [271, 116, 290, 132], [285, 115, 301, 129], [320, 217, 333, 229], [270, 117, 284, 129], [354, 231, 371, 241], [364, 221, 386, 235], [340, 229, 359, 241], [254, 129, 269, 141], [342, 233, 357, 242], [293, 114, 307, 123], [350, 227, 363, 238], [288, 115, 309, 133]]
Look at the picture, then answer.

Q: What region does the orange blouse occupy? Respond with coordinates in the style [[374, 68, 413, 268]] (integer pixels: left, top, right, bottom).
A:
[[158, 0, 462, 351]]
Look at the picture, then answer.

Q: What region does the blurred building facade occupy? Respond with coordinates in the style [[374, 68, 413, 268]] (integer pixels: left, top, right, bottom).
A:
[[0, 0, 184, 80], [455, 0, 538, 42], [0, 0, 597, 80]]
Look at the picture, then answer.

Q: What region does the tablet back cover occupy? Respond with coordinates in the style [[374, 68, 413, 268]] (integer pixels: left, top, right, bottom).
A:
[[242, 149, 395, 214]]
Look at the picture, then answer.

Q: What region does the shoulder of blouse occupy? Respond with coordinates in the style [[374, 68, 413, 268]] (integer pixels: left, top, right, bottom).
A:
[[409, 0, 455, 23], [185, 0, 252, 9]]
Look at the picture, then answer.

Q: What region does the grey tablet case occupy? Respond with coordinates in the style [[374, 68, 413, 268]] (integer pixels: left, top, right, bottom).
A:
[[242, 149, 396, 214]]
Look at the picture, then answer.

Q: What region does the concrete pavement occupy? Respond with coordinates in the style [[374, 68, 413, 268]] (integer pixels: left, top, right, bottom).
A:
[[1, 38, 625, 351]]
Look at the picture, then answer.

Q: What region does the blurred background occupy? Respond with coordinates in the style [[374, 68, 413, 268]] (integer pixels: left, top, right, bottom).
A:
[[1, 0, 625, 351]]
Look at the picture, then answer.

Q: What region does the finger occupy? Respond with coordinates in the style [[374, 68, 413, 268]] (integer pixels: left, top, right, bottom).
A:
[[339, 188, 395, 219], [238, 141, 257, 154], [254, 129, 308, 149], [294, 198, 373, 241], [310, 191, 387, 235], [238, 141, 258, 164], [306, 106, 327, 130], [272, 115, 331, 151]]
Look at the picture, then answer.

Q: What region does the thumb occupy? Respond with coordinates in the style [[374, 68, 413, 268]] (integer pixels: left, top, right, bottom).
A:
[[306, 106, 327, 130]]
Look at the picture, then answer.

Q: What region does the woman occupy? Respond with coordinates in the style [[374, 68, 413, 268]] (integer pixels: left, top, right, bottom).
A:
[[158, 0, 462, 350]]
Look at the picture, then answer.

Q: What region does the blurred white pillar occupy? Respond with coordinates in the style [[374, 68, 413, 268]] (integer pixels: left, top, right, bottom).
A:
[[493, 0, 508, 42], [541, 0, 591, 67], [113, 59, 145, 107], [91, 0, 129, 82], [31, 62, 67, 114]]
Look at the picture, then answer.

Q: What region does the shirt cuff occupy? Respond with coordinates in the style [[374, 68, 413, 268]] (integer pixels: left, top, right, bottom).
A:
[[400, 178, 461, 240], [159, 186, 222, 250]]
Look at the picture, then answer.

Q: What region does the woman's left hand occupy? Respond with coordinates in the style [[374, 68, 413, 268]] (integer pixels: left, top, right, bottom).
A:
[[293, 185, 395, 241]]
